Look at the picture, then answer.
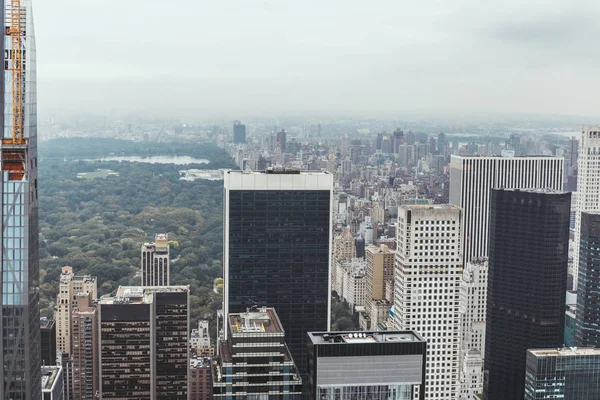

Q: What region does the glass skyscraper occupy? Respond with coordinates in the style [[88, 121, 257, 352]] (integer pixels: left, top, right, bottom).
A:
[[484, 189, 570, 400], [0, 0, 40, 398], [223, 169, 333, 377]]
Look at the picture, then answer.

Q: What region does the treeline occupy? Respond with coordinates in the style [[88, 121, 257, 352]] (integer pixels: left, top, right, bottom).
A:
[[38, 138, 236, 336]]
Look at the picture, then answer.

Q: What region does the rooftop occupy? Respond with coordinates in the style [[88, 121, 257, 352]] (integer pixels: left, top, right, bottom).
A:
[[226, 168, 330, 175], [99, 285, 188, 305], [529, 347, 600, 357], [190, 356, 212, 369], [496, 188, 570, 195], [40, 317, 54, 329], [228, 306, 283, 335], [308, 330, 425, 345], [451, 154, 562, 160], [41, 366, 61, 392]]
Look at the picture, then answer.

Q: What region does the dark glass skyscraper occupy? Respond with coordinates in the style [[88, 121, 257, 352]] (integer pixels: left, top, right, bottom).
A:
[[223, 169, 333, 377], [575, 211, 600, 347], [0, 0, 41, 398], [233, 121, 246, 144], [484, 189, 570, 400]]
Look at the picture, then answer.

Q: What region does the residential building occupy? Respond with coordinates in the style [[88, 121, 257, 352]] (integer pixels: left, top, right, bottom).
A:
[[449, 155, 563, 264], [393, 204, 463, 400], [0, 1, 41, 397], [334, 227, 356, 262], [191, 320, 214, 357], [141, 233, 170, 287], [573, 126, 600, 288], [190, 357, 212, 400], [70, 293, 97, 400], [307, 330, 426, 400], [223, 169, 332, 377], [575, 211, 600, 347], [213, 307, 302, 399], [41, 366, 63, 400], [98, 286, 189, 400], [458, 259, 488, 400], [484, 189, 570, 400], [333, 258, 366, 310], [41, 318, 57, 367], [525, 347, 600, 400], [364, 244, 395, 330], [232, 120, 246, 144]]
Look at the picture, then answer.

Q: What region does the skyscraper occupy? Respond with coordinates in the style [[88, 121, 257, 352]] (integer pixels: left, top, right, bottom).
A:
[[276, 129, 287, 152], [449, 155, 563, 263], [307, 330, 427, 400], [0, 0, 40, 397], [393, 204, 463, 400], [40, 318, 56, 367], [573, 126, 600, 289], [71, 292, 97, 400], [141, 233, 170, 286], [363, 244, 395, 330], [525, 347, 600, 400], [98, 286, 189, 400], [232, 120, 246, 144], [223, 169, 332, 377], [484, 189, 570, 400], [574, 211, 600, 348]]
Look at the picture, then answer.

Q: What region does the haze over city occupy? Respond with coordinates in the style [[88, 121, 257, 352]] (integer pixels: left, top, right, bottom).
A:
[[36, 0, 600, 117]]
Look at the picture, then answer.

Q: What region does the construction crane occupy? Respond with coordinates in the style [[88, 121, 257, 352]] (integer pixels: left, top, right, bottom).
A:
[[6, 0, 23, 145]]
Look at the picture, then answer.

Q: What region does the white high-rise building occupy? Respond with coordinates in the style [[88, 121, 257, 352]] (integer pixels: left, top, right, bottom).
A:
[[449, 155, 563, 263], [458, 259, 488, 400], [573, 126, 600, 289], [394, 204, 463, 400]]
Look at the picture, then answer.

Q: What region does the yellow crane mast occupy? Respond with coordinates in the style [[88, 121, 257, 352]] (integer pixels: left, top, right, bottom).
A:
[[7, 0, 23, 145]]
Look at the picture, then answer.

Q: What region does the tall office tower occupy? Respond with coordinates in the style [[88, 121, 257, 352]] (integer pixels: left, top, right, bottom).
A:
[[98, 286, 189, 400], [223, 169, 332, 377], [334, 227, 356, 261], [276, 129, 287, 152], [54, 266, 97, 356], [307, 331, 427, 400], [573, 126, 600, 289], [71, 293, 97, 400], [363, 244, 395, 330], [393, 204, 463, 400], [40, 317, 57, 367], [141, 233, 170, 286], [232, 120, 246, 144], [213, 307, 302, 399], [524, 347, 600, 400], [575, 211, 600, 347], [0, 0, 41, 398], [449, 155, 563, 264], [484, 189, 570, 400], [458, 259, 488, 400]]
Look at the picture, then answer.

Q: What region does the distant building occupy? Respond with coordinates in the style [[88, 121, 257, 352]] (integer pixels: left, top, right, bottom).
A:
[[191, 320, 214, 357], [449, 155, 564, 264], [334, 227, 356, 261], [525, 347, 600, 400], [41, 317, 57, 367], [98, 286, 189, 399], [141, 233, 170, 286], [276, 129, 287, 152], [394, 204, 463, 400], [573, 126, 600, 288], [232, 120, 246, 144], [223, 170, 332, 378], [363, 244, 394, 330], [484, 189, 570, 400], [190, 356, 213, 400], [333, 258, 366, 310], [307, 331, 426, 400], [575, 211, 600, 347], [41, 366, 64, 400], [213, 307, 302, 399]]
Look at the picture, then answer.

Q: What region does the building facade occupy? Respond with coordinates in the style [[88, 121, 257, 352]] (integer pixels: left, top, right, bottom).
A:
[[393, 205, 463, 400], [573, 126, 600, 289], [232, 121, 246, 144], [575, 211, 600, 347], [40, 318, 57, 367], [190, 357, 212, 400], [449, 155, 563, 264], [364, 244, 395, 330], [213, 307, 302, 399], [190, 320, 214, 357], [141, 233, 170, 287], [484, 189, 570, 400], [223, 169, 332, 377], [307, 331, 426, 400], [41, 366, 63, 400], [0, 1, 41, 397], [525, 347, 600, 400], [98, 286, 189, 400], [70, 293, 97, 400]]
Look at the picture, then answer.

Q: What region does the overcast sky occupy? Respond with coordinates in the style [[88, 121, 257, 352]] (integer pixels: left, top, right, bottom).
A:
[[34, 0, 600, 118]]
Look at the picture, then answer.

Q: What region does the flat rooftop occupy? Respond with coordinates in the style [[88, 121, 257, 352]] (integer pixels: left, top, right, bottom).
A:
[[308, 331, 425, 345], [497, 188, 570, 195], [41, 366, 61, 391], [229, 307, 283, 334], [99, 285, 188, 305], [451, 155, 562, 159], [529, 347, 600, 357], [226, 168, 330, 175]]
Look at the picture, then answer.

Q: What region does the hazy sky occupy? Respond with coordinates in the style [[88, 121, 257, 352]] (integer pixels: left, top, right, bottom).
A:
[[35, 0, 600, 117]]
